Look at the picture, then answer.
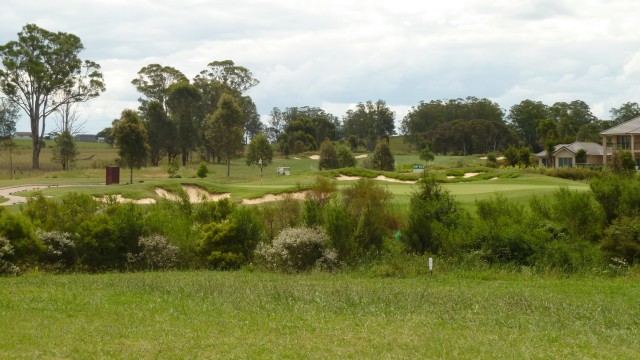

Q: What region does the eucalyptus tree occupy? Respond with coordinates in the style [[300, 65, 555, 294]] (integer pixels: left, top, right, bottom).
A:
[[166, 82, 202, 166], [343, 100, 395, 141], [0, 24, 105, 169], [131, 64, 187, 111], [207, 94, 244, 177], [113, 110, 150, 184], [610, 102, 640, 126], [507, 100, 549, 152]]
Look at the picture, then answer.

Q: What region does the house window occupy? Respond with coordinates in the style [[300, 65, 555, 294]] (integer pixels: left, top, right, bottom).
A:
[[618, 136, 631, 150], [558, 157, 573, 168]]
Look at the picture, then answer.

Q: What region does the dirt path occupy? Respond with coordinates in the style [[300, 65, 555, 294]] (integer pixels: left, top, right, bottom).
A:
[[0, 184, 79, 206]]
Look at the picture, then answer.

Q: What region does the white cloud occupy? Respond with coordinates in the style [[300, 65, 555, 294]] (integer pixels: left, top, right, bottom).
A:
[[2, 0, 640, 131]]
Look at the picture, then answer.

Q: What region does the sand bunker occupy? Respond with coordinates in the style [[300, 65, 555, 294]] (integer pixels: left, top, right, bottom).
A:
[[336, 175, 361, 181], [155, 185, 230, 203], [241, 191, 308, 205], [463, 172, 481, 178], [489, 177, 499, 180], [447, 176, 456, 179], [355, 154, 368, 159], [374, 175, 416, 184], [309, 155, 320, 160], [95, 194, 156, 204]]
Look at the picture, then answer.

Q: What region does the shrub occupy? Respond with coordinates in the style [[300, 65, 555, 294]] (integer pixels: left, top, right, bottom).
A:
[[318, 139, 339, 170], [337, 145, 356, 168], [602, 216, 640, 265], [198, 207, 264, 270], [485, 152, 498, 168], [256, 226, 338, 272], [371, 140, 394, 171], [127, 234, 179, 271], [403, 174, 463, 254], [39, 231, 76, 270], [0, 236, 19, 275], [342, 178, 393, 253], [167, 158, 179, 177], [196, 162, 209, 178], [0, 208, 41, 264]]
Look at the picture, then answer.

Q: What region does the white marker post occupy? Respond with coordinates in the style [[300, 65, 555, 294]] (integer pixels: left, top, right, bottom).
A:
[[428, 257, 433, 276]]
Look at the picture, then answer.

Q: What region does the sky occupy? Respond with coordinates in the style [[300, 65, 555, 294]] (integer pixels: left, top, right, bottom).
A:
[[2, 0, 640, 134]]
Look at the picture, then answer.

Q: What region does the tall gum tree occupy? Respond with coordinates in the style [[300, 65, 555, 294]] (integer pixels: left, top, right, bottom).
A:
[[207, 94, 244, 177], [0, 24, 105, 169]]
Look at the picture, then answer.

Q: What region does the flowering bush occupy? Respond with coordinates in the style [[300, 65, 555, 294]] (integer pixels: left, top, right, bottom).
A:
[[256, 226, 338, 272], [0, 236, 19, 275], [39, 231, 76, 270], [127, 234, 179, 271]]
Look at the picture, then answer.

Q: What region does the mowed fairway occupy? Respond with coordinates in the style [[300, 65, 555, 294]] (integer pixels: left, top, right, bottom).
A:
[[0, 271, 638, 359]]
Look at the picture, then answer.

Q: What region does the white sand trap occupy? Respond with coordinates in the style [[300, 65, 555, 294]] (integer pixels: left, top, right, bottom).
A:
[[336, 175, 361, 181], [374, 175, 416, 184], [497, 156, 505, 160], [156, 185, 231, 203], [95, 194, 156, 204], [355, 154, 368, 159], [242, 191, 308, 205], [489, 177, 499, 180], [309, 155, 320, 160], [479, 156, 488, 160], [447, 176, 456, 179], [293, 157, 301, 160], [463, 172, 481, 178]]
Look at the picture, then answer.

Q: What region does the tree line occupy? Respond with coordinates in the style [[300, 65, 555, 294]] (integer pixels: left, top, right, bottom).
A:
[[3, 24, 640, 172]]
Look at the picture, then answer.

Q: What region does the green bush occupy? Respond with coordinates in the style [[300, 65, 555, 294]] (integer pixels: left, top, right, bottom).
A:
[[371, 140, 394, 171], [318, 139, 339, 170], [256, 226, 338, 272], [0, 208, 41, 264], [342, 178, 393, 253], [602, 216, 640, 265], [75, 203, 146, 271], [403, 174, 464, 254], [337, 145, 356, 168], [196, 161, 209, 178], [198, 207, 264, 270]]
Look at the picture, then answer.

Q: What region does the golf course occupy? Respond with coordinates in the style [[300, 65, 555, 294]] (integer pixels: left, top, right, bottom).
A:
[[1, 138, 639, 359]]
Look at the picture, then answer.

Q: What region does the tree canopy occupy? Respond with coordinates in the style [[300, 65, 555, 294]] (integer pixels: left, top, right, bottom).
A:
[[0, 24, 105, 169], [207, 94, 244, 177], [113, 109, 150, 183]]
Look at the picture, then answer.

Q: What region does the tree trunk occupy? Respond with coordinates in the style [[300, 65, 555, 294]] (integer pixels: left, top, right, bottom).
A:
[[130, 167, 133, 184], [227, 159, 231, 177]]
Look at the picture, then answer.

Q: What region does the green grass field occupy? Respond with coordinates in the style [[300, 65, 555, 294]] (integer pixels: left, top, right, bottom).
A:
[[1, 270, 638, 359], [0, 138, 591, 214]]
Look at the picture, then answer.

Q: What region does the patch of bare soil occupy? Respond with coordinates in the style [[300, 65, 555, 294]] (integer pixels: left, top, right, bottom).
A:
[[355, 154, 368, 159]]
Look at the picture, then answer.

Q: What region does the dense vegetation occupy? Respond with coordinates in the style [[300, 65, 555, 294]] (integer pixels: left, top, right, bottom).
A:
[[1, 171, 639, 276]]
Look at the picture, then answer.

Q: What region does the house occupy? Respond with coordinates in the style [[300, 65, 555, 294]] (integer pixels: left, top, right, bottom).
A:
[[535, 142, 605, 168], [600, 116, 640, 167], [74, 134, 97, 142], [14, 132, 32, 139]]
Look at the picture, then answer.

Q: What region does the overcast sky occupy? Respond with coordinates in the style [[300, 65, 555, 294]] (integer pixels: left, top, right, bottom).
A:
[[3, 0, 640, 134]]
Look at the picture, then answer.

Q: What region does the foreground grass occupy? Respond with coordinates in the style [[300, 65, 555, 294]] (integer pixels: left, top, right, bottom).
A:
[[1, 271, 638, 359]]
